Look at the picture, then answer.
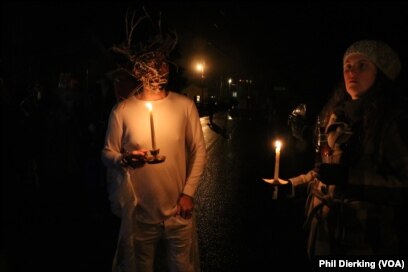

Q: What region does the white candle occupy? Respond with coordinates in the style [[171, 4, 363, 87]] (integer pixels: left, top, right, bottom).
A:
[[274, 140, 282, 181], [146, 103, 156, 150]]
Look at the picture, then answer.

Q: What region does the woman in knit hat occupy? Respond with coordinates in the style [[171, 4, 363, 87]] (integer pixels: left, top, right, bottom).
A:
[[286, 40, 408, 258]]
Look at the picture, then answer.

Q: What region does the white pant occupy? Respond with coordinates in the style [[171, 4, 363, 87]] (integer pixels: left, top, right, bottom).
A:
[[132, 215, 198, 272]]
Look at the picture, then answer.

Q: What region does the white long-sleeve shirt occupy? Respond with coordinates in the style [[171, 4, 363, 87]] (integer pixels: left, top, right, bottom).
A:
[[102, 92, 207, 223]]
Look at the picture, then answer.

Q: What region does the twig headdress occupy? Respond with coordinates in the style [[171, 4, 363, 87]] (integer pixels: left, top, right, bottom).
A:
[[112, 7, 178, 97]]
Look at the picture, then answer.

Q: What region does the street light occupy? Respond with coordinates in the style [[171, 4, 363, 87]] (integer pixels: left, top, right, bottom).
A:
[[196, 61, 205, 103], [196, 62, 205, 79]]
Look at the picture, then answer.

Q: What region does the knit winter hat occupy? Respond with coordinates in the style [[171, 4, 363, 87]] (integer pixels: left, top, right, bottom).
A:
[[343, 40, 401, 80]]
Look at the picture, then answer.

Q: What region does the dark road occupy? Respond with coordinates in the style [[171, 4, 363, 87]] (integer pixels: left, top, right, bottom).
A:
[[195, 113, 312, 271]]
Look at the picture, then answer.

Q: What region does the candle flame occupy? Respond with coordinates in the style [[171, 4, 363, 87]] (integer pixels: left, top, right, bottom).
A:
[[146, 102, 153, 111]]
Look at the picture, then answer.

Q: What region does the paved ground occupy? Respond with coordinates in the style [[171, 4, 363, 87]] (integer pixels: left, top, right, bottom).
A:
[[195, 113, 312, 272]]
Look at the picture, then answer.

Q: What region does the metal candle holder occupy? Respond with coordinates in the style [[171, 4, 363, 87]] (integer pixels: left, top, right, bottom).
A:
[[146, 148, 166, 164]]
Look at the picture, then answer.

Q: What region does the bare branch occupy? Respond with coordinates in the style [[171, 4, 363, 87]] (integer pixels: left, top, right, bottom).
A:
[[111, 6, 178, 88], [127, 11, 147, 49]]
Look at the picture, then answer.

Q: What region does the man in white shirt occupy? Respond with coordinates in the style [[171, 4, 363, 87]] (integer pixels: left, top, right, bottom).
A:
[[102, 47, 207, 271]]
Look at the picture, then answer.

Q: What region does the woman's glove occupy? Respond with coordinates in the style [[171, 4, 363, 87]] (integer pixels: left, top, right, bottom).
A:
[[289, 170, 317, 187]]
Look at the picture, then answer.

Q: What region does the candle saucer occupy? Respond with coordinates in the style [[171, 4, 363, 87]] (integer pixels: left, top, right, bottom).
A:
[[262, 178, 288, 185], [262, 178, 289, 200], [146, 155, 166, 164], [147, 149, 166, 164]]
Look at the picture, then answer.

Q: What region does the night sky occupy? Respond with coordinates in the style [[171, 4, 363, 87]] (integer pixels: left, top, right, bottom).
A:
[[2, 1, 408, 102]]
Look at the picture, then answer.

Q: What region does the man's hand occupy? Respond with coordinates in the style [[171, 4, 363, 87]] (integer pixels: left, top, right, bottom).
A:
[[177, 194, 194, 219], [120, 150, 148, 169]]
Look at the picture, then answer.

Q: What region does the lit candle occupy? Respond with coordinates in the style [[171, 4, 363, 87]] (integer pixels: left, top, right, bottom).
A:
[[273, 140, 282, 182], [146, 103, 156, 150]]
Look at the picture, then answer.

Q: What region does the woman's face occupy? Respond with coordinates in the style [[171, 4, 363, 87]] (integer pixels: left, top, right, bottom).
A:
[[343, 53, 377, 99]]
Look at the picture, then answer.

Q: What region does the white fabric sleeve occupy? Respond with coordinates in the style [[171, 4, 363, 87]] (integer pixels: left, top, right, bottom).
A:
[[183, 102, 207, 197], [101, 107, 123, 169]]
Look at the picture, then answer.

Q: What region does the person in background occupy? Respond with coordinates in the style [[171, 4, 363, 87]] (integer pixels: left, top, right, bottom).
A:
[[287, 40, 408, 258], [101, 10, 207, 272]]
